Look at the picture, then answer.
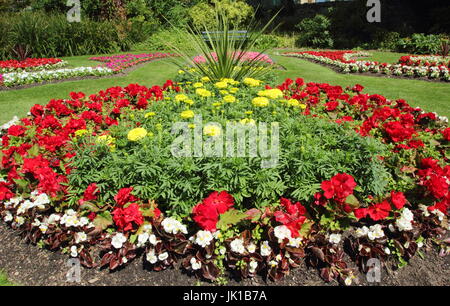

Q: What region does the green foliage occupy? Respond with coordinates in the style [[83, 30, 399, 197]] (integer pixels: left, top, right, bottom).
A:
[[396, 34, 444, 55], [0, 11, 137, 59], [67, 83, 391, 216], [254, 33, 297, 50], [295, 15, 333, 49], [134, 29, 196, 52], [189, 0, 254, 29]]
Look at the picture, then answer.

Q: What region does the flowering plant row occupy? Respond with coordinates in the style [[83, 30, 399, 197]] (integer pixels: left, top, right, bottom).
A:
[[0, 67, 113, 88], [284, 51, 450, 81], [0, 76, 449, 285], [89, 53, 177, 72], [193, 52, 274, 66], [0, 58, 67, 74]]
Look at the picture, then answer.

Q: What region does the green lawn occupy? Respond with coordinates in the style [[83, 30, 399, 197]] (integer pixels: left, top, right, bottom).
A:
[[0, 49, 449, 124], [0, 271, 14, 286]]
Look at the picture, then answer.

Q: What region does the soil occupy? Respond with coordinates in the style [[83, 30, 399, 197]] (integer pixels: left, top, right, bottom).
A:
[[283, 55, 450, 84], [0, 223, 448, 286]]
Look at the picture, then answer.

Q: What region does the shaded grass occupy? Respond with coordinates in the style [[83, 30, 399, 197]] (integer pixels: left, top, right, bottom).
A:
[[0, 271, 14, 286]]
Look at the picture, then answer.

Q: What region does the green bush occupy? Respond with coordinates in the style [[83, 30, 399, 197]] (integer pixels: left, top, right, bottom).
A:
[[254, 33, 297, 50], [396, 33, 443, 55], [0, 12, 137, 59], [134, 29, 195, 52], [295, 14, 334, 49]]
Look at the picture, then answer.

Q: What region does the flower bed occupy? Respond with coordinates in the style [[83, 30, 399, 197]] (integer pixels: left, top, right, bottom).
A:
[[0, 77, 449, 285], [0, 67, 113, 88], [284, 51, 450, 81], [89, 53, 177, 72], [0, 58, 67, 74]]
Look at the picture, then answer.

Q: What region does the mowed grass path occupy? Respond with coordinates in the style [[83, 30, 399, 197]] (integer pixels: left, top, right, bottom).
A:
[[0, 50, 449, 124]]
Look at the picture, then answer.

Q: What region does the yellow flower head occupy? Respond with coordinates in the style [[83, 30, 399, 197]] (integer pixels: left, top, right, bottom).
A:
[[258, 88, 283, 100], [245, 111, 253, 115], [239, 118, 256, 125], [203, 124, 221, 137], [184, 99, 194, 105], [229, 87, 239, 94], [196, 88, 212, 98], [127, 128, 148, 142], [223, 95, 236, 103], [97, 134, 115, 145], [215, 81, 228, 89], [180, 110, 195, 119], [201, 76, 211, 83], [252, 97, 269, 107], [75, 129, 88, 137], [178, 70, 185, 74], [287, 99, 300, 107], [175, 94, 188, 102], [193, 82, 203, 88], [219, 90, 229, 95], [145, 112, 156, 118], [243, 78, 262, 87]]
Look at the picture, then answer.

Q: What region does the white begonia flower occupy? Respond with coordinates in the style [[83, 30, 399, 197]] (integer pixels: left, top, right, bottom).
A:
[[260, 241, 272, 257], [355, 226, 369, 238], [194, 230, 214, 248], [39, 224, 48, 233], [275, 254, 282, 261], [70, 245, 78, 257], [230, 238, 245, 254], [48, 214, 61, 224], [111, 233, 127, 249], [122, 257, 128, 264], [396, 208, 414, 231], [368, 224, 385, 241], [384, 247, 391, 255], [137, 232, 149, 247], [149, 234, 158, 246], [274, 225, 292, 243], [14, 216, 24, 225], [344, 277, 353, 286], [161, 217, 187, 235], [158, 252, 169, 261], [146, 250, 158, 264], [329, 233, 342, 244], [75, 232, 87, 244], [4, 211, 13, 222], [288, 237, 302, 248], [269, 260, 278, 268], [190, 257, 202, 270], [247, 242, 256, 253], [249, 260, 258, 273]]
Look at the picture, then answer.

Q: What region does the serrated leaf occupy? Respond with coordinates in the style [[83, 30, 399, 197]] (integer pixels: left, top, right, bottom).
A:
[[217, 209, 247, 229]]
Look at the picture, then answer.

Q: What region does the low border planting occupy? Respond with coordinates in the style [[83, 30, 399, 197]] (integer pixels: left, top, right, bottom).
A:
[[283, 51, 450, 82]]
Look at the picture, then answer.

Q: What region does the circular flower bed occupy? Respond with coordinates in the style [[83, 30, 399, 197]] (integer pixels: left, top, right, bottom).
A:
[[0, 77, 449, 284]]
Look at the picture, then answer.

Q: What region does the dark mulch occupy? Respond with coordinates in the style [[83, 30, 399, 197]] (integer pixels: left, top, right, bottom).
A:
[[283, 56, 450, 84], [0, 223, 448, 286]]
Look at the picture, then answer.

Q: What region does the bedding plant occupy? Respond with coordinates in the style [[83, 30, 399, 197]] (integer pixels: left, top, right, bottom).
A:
[[0, 74, 449, 285]]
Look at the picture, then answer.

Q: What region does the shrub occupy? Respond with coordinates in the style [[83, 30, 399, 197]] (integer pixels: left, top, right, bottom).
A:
[[397, 34, 443, 55], [133, 29, 195, 52], [295, 15, 333, 49], [254, 33, 297, 50]]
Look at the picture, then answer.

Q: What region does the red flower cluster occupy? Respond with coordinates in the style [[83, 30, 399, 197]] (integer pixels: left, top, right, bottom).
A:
[[417, 158, 450, 214], [112, 203, 144, 232], [274, 198, 307, 237], [354, 191, 407, 221], [443, 128, 450, 141], [114, 187, 139, 206], [0, 58, 63, 72], [321, 173, 357, 201], [192, 191, 234, 231]]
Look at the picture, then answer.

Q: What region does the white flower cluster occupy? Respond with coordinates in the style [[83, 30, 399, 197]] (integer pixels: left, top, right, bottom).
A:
[[111, 233, 127, 249], [329, 233, 342, 244], [2, 66, 113, 87], [60, 209, 90, 228], [273, 225, 304, 248], [230, 238, 246, 254], [395, 208, 414, 231], [161, 217, 187, 235], [355, 224, 385, 240], [193, 230, 214, 248], [419, 204, 446, 221], [0, 116, 19, 132], [136, 224, 158, 247], [146, 249, 168, 264]]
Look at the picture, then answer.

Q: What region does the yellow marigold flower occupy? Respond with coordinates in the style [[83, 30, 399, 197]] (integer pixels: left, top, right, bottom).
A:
[[287, 99, 300, 107], [223, 95, 236, 103], [245, 111, 253, 115], [299, 103, 307, 109], [97, 134, 115, 145], [201, 76, 211, 82], [184, 99, 194, 105], [75, 129, 88, 137], [229, 87, 239, 94], [175, 94, 188, 102], [196, 88, 212, 97], [178, 70, 185, 74], [193, 82, 203, 88], [258, 89, 283, 99], [252, 97, 269, 107], [240, 118, 256, 125], [243, 78, 261, 87], [188, 124, 196, 129], [219, 90, 229, 95], [212, 102, 222, 107], [127, 128, 148, 142], [145, 112, 156, 118], [215, 81, 228, 89], [203, 124, 221, 137], [180, 110, 195, 119]]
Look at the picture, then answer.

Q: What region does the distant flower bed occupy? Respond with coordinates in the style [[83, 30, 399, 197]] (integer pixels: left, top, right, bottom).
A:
[[0, 67, 113, 88], [0, 76, 449, 285], [89, 53, 177, 72], [193, 52, 274, 65], [284, 51, 450, 81], [0, 58, 67, 73]]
